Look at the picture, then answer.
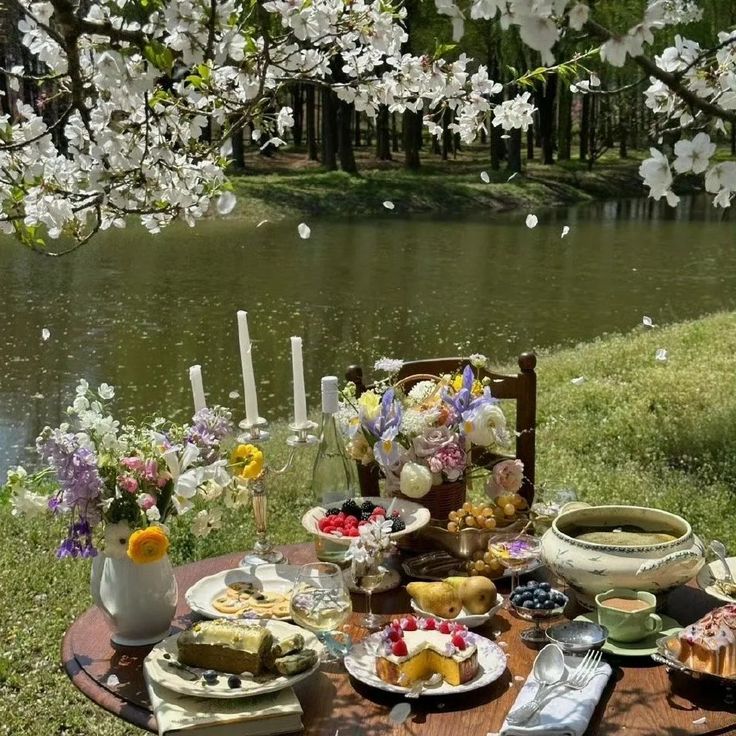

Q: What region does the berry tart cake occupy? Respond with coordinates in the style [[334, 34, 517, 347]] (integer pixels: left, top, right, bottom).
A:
[[374, 615, 479, 687], [671, 604, 736, 677]]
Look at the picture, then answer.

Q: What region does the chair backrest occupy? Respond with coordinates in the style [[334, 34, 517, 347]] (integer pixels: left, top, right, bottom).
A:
[[345, 352, 537, 504]]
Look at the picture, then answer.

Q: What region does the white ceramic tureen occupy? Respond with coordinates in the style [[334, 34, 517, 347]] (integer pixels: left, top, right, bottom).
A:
[[541, 503, 705, 608]]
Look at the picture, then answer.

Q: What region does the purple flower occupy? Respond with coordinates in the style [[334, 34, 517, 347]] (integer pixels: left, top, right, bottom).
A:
[[56, 519, 97, 559], [363, 389, 403, 439], [186, 407, 234, 463], [442, 365, 475, 419]]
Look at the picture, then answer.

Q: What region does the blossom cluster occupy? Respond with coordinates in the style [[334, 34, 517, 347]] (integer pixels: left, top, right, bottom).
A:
[[342, 360, 510, 499], [4, 381, 245, 559]]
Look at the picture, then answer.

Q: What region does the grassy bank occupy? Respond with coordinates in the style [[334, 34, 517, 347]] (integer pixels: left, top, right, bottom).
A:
[[228, 147, 650, 224], [3, 311, 736, 733]]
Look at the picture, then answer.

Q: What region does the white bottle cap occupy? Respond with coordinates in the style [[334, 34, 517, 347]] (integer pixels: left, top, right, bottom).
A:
[[321, 376, 339, 414]]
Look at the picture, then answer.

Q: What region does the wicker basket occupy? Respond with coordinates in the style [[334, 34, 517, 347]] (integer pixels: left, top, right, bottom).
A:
[[397, 478, 467, 523]]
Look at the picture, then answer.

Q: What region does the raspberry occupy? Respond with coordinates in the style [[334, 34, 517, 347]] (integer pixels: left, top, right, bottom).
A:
[[451, 634, 466, 651], [348, 528, 359, 537], [387, 628, 403, 642], [402, 616, 418, 631], [438, 621, 452, 634], [391, 639, 408, 657], [373, 506, 386, 516], [423, 618, 436, 630]]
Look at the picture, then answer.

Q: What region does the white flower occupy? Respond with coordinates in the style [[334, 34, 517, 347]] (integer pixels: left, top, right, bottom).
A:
[[10, 485, 47, 518], [463, 402, 508, 447], [407, 381, 438, 404], [97, 383, 115, 400], [673, 133, 716, 174], [298, 223, 311, 239], [601, 36, 633, 67], [374, 358, 404, 374], [568, 3, 590, 31], [492, 92, 536, 131], [146, 506, 161, 522], [399, 462, 433, 498], [639, 148, 674, 200], [276, 106, 294, 136], [525, 214, 538, 229], [76, 379, 89, 396], [163, 443, 202, 501], [191, 508, 223, 538], [103, 522, 133, 559], [705, 162, 736, 197], [469, 354, 487, 368]]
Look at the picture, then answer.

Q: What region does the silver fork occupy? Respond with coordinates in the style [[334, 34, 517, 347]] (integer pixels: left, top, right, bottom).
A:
[[506, 650, 603, 725]]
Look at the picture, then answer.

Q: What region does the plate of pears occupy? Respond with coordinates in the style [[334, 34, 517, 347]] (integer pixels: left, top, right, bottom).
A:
[[407, 576, 503, 628]]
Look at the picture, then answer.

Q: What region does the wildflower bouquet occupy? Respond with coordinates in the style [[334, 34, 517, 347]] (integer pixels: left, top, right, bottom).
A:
[[341, 356, 514, 503], [3, 380, 263, 563]]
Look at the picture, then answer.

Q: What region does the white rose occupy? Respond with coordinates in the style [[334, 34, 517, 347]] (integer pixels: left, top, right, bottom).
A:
[[399, 462, 433, 498], [103, 521, 132, 559], [464, 403, 508, 447]]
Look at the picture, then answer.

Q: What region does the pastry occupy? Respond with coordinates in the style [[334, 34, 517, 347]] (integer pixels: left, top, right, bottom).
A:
[[177, 620, 273, 675], [672, 604, 736, 677], [271, 649, 318, 676], [374, 616, 478, 687], [211, 585, 291, 619]]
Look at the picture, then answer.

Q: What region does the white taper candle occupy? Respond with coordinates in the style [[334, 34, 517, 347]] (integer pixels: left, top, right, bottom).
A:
[[237, 311, 259, 425], [189, 364, 206, 413], [290, 336, 308, 428]]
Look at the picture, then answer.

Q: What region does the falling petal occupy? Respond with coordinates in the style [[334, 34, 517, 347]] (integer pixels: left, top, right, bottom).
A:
[[388, 703, 412, 725], [41, 328, 50, 341], [525, 214, 538, 229], [501, 134, 511, 139], [106, 674, 120, 688], [642, 316, 654, 328], [256, 219, 269, 228], [514, 675, 525, 682], [32, 392, 44, 399], [219, 140, 233, 157], [480, 171, 490, 184], [571, 376, 586, 386], [298, 223, 311, 240], [228, 390, 240, 399], [561, 225, 570, 238], [216, 191, 236, 215], [655, 348, 668, 363], [507, 172, 519, 182], [383, 200, 395, 210], [692, 717, 707, 725]]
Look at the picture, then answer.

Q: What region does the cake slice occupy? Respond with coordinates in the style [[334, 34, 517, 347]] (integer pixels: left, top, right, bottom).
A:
[[674, 604, 736, 677]]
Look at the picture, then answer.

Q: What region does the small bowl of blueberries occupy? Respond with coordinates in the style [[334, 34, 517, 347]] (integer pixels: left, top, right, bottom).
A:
[[509, 581, 569, 645]]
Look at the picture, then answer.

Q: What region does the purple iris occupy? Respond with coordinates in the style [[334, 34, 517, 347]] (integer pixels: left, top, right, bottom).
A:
[[442, 365, 476, 419], [56, 518, 97, 559], [362, 389, 403, 440]]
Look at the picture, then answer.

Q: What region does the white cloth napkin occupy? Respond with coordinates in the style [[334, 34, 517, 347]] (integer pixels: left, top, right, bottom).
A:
[[491, 655, 611, 736]]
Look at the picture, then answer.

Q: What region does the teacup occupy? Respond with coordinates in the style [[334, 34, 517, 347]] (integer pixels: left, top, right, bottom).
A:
[[595, 588, 662, 643]]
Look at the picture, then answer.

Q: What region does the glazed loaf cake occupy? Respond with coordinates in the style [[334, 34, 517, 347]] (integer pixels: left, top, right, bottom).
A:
[[675, 604, 736, 677], [177, 619, 274, 675]]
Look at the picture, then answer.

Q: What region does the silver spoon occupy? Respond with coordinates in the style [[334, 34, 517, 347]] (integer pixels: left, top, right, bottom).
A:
[[506, 644, 566, 725], [711, 540, 734, 583]]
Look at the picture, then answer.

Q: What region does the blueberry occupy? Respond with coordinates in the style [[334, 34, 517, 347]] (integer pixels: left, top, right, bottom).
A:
[[202, 670, 218, 684], [526, 581, 539, 589], [539, 582, 551, 591], [530, 601, 542, 609], [520, 591, 533, 601], [510, 594, 522, 605], [533, 589, 548, 600], [522, 599, 534, 608], [543, 600, 556, 610], [227, 675, 241, 689]]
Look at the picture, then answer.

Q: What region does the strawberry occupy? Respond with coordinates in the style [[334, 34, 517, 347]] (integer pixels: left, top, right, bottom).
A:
[[451, 634, 466, 651], [391, 639, 408, 657], [423, 618, 436, 631], [438, 621, 452, 634]]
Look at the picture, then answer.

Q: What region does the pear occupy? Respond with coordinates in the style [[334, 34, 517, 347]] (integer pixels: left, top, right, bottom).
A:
[[406, 582, 462, 619], [444, 577, 468, 595], [458, 576, 497, 614]]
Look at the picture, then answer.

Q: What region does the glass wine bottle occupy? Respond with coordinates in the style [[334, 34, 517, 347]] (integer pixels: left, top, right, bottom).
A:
[[311, 376, 357, 564]]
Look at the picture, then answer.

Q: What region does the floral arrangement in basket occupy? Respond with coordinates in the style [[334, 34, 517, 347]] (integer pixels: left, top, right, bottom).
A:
[[2, 380, 265, 563], [340, 356, 524, 508]]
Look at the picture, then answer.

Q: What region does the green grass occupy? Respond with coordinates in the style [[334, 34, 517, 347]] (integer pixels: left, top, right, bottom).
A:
[[3, 311, 736, 733]]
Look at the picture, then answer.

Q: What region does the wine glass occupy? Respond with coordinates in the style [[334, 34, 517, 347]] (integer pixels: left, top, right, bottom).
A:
[[488, 533, 542, 591], [289, 562, 353, 661], [350, 553, 386, 631]]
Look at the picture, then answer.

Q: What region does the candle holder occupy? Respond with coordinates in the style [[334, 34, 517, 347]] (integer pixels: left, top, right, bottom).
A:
[[239, 418, 318, 567]]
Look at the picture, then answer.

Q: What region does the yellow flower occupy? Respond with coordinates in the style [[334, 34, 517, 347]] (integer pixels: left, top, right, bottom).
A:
[[357, 390, 381, 420], [127, 526, 169, 564], [231, 443, 265, 479], [451, 374, 483, 396]]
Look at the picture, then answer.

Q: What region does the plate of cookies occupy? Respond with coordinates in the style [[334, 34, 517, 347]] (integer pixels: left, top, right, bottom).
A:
[[186, 565, 299, 621]]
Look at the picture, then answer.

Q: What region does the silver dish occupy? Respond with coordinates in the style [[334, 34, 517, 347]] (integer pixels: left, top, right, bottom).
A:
[[546, 620, 608, 653], [653, 631, 736, 683], [417, 518, 526, 560], [402, 550, 544, 582]]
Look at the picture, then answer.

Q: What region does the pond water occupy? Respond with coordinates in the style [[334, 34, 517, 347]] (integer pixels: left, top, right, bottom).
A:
[[0, 195, 733, 473]]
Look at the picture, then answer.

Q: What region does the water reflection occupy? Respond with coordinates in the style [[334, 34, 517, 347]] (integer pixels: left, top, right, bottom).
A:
[[0, 195, 733, 472]]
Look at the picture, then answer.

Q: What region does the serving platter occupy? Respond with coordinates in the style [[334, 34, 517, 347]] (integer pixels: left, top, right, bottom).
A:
[[696, 557, 736, 604], [653, 631, 736, 683], [410, 594, 505, 629], [343, 631, 507, 696], [301, 496, 431, 547], [185, 564, 299, 620], [402, 550, 544, 582], [143, 620, 324, 699]]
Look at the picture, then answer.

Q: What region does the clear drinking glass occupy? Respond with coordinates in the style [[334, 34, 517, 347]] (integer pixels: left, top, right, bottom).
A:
[[488, 533, 543, 591], [350, 554, 386, 631], [289, 563, 353, 659]]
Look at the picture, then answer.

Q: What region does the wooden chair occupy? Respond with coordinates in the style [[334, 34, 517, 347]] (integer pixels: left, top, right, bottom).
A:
[[345, 352, 537, 505]]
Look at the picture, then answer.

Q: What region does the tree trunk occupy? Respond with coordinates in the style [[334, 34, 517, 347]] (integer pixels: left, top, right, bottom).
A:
[[490, 124, 504, 170], [441, 108, 451, 161], [338, 100, 358, 174], [391, 113, 399, 152], [536, 74, 557, 165], [580, 94, 591, 162], [526, 127, 534, 160], [354, 109, 361, 147], [403, 109, 422, 170], [732, 123, 736, 156], [376, 105, 392, 160], [557, 80, 572, 161], [305, 85, 318, 160], [321, 87, 338, 170], [587, 95, 597, 171], [507, 128, 522, 173], [230, 116, 245, 170], [292, 85, 304, 147]]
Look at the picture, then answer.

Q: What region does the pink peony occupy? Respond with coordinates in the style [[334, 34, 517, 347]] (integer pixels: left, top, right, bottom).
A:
[[121, 456, 145, 472], [137, 493, 157, 510], [143, 459, 159, 481], [118, 475, 139, 494], [486, 459, 524, 497], [428, 443, 466, 481]]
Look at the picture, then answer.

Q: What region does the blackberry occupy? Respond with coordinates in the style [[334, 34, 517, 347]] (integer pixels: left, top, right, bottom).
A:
[[341, 499, 361, 517], [360, 511, 372, 521], [325, 508, 340, 516], [391, 518, 406, 533], [361, 500, 376, 514]]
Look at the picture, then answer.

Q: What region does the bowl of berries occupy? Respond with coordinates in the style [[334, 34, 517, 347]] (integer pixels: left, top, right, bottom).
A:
[[509, 581, 568, 645], [302, 497, 431, 546]]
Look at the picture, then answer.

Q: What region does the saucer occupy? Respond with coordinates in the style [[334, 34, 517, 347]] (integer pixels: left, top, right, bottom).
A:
[[574, 612, 682, 657]]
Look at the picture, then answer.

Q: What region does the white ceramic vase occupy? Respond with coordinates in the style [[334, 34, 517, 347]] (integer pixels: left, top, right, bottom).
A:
[[90, 552, 178, 646]]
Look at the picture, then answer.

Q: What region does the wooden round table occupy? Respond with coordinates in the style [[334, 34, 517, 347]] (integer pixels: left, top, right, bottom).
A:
[[62, 543, 736, 735]]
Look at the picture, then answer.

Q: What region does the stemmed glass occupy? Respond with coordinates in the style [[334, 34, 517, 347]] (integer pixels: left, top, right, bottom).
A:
[[289, 562, 352, 661], [350, 553, 386, 631], [489, 533, 543, 591]]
